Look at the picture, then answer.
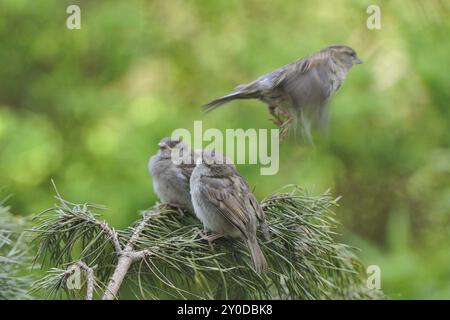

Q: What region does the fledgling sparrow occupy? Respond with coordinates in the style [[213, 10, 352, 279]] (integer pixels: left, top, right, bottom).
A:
[[203, 45, 363, 142], [190, 151, 269, 273], [148, 137, 196, 213]]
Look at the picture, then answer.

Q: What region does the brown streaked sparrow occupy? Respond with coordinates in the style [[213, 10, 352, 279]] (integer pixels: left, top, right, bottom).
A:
[[190, 151, 269, 273]]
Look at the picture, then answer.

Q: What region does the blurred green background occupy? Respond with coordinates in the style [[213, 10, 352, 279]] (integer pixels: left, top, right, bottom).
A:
[[0, 0, 449, 299]]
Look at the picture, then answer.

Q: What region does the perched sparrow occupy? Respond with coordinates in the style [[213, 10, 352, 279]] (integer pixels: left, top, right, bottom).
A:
[[203, 45, 363, 142], [190, 151, 269, 273], [148, 137, 196, 213]]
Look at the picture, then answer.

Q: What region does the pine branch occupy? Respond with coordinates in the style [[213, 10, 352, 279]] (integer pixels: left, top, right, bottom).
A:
[[31, 185, 384, 300], [0, 198, 32, 300], [31, 189, 120, 285], [102, 213, 158, 300]]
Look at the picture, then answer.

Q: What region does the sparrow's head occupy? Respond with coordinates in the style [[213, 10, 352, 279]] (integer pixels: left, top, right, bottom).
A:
[[198, 149, 235, 174], [326, 45, 363, 69], [157, 137, 187, 158]]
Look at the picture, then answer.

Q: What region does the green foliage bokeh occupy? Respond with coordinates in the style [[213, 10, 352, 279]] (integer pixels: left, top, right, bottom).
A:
[[0, 0, 449, 298]]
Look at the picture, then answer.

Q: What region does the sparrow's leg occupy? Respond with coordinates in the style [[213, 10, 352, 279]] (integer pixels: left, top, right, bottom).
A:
[[193, 228, 225, 250], [268, 105, 284, 126], [279, 111, 294, 142]]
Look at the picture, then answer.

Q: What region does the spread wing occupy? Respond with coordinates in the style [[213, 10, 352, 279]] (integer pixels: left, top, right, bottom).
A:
[[231, 51, 335, 109], [274, 52, 335, 108], [198, 174, 257, 239]]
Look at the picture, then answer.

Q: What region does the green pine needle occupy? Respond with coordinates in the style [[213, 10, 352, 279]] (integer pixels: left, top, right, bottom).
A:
[[31, 186, 384, 300]]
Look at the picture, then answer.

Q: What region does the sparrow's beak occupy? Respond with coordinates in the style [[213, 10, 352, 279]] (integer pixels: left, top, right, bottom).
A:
[[354, 58, 363, 64], [158, 142, 171, 150]]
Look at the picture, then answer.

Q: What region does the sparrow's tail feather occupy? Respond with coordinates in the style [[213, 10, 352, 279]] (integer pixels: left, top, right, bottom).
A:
[[246, 238, 268, 273], [202, 90, 257, 114]]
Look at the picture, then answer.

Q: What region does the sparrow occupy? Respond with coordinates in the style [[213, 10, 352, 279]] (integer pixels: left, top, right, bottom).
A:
[[203, 45, 363, 142], [148, 137, 196, 213], [190, 151, 269, 273]]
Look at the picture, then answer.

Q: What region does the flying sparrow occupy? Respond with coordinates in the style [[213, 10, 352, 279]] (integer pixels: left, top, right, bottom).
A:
[[148, 137, 196, 213], [190, 151, 269, 273], [203, 45, 363, 142]]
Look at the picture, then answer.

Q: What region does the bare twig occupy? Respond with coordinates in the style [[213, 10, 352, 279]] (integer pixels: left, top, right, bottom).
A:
[[102, 213, 156, 300], [93, 220, 122, 254]]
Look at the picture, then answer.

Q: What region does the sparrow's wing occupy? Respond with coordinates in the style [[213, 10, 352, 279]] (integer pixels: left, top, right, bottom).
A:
[[240, 66, 289, 93], [199, 174, 255, 239], [247, 187, 270, 240], [238, 52, 334, 112], [238, 178, 265, 225], [278, 52, 335, 108]]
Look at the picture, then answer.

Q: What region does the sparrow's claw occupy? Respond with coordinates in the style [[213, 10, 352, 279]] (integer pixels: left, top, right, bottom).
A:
[[269, 112, 284, 126], [279, 116, 293, 142], [268, 106, 284, 126], [268, 106, 293, 141], [160, 203, 185, 217], [176, 207, 185, 217], [270, 117, 283, 126]]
